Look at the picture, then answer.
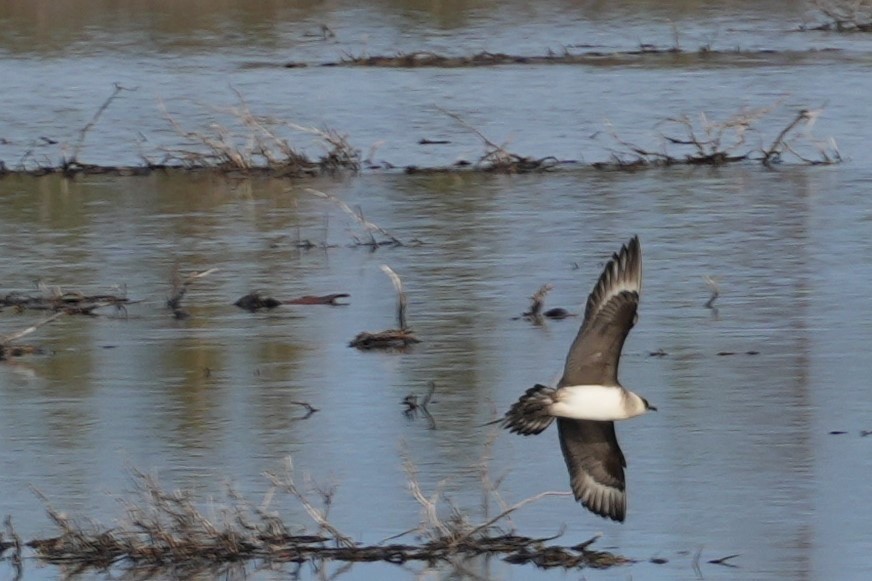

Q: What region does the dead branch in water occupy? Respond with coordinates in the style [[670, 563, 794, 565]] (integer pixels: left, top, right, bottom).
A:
[[2, 281, 133, 317], [63, 83, 136, 175], [515, 284, 574, 324], [438, 107, 560, 173], [3, 515, 23, 579], [526, 283, 553, 321], [395, 444, 627, 569], [350, 265, 420, 350], [14, 447, 699, 577], [594, 102, 840, 169], [167, 264, 219, 319]]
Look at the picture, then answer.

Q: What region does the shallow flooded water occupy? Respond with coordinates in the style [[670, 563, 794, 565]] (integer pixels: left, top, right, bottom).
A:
[[2, 2, 872, 580]]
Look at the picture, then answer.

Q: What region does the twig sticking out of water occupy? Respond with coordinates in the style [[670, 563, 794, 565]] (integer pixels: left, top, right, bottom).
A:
[[516, 284, 574, 324], [65, 83, 136, 173], [0, 312, 66, 360], [350, 265, 419, 349], [525, 284, 552, 322], [264, 457, 354, 548], [2, 282, 133, 316], [763, 108, 809, 166], [437, 107, 559, 173], [3, 515, 23, 579], [167, 263, 219, 319], [398, 442, 609, 568]]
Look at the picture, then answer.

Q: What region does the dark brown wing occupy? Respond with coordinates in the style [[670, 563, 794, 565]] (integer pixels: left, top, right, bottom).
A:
[[557, 418, 627, 522], [560, 236, 641, 387]]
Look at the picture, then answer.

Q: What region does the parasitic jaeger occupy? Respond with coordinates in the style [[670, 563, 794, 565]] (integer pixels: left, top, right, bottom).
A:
[[500, 236, 656, 522]]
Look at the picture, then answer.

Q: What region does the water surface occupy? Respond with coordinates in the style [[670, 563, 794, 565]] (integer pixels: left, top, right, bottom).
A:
[[1, 2, 872, 580]]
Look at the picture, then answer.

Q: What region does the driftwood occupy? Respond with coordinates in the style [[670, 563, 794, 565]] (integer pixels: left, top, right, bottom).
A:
[[234, 292, 350, 312]]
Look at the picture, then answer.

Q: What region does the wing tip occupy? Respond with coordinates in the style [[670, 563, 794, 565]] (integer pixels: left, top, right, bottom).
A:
[[578, 489, 627, 523]]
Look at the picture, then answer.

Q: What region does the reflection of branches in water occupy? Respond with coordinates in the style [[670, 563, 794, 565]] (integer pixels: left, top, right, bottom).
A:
[[289, 400, 319, 420], [704, 275, 720, 318], [403, 381, 436, 429], [306, 188, 404, 248]]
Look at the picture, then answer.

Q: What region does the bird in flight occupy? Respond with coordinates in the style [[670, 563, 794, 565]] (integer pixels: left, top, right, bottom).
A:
[[500, 236, 656, 522]]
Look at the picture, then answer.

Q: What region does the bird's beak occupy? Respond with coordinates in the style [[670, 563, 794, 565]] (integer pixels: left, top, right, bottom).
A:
[[648, 404, 658, 412]]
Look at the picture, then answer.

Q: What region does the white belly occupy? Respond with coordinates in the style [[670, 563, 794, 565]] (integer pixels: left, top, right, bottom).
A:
[[550, 385, 640, 421]]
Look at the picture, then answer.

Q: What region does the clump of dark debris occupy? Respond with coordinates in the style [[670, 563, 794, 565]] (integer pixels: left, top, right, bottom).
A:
[[234, 292, 350, 312]]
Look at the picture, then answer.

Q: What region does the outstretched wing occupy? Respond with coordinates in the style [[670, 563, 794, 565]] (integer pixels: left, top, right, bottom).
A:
[[557, 418, 627, 522], [560, 236, 641, 387]]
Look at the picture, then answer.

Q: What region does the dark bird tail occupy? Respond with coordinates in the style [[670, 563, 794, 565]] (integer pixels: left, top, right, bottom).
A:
[[501, 384, 557, 435]]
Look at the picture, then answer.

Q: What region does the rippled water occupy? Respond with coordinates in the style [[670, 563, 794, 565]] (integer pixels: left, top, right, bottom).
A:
[[2, 2, 872, 580]]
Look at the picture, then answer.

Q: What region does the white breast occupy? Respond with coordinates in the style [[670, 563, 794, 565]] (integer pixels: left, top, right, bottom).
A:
[[550, 385, 642, 421]]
